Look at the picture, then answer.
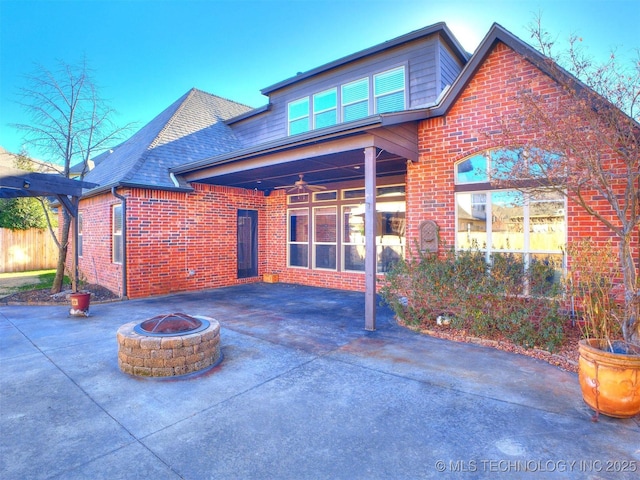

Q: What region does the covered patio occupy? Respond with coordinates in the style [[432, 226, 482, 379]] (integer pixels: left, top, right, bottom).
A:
[[2, 284, 638, 479], [173, 118, 418, 331]]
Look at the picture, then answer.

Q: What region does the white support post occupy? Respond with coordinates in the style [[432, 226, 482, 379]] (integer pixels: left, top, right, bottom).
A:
[[364, 146, 377, 331]]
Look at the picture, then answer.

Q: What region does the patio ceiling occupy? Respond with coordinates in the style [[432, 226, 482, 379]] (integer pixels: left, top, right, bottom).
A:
[[178, 124, 416, 192]]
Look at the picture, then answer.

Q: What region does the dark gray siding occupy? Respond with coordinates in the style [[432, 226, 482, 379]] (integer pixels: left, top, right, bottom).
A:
[[232, 34, 454, 148], [439, 40, 465, 90]]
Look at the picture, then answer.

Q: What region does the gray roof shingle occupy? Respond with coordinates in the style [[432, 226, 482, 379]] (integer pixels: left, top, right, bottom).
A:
[[84, 88, 251, 193]]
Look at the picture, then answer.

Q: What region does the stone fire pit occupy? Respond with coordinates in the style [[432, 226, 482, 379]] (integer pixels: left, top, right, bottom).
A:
[[117, 313, 221, 377]]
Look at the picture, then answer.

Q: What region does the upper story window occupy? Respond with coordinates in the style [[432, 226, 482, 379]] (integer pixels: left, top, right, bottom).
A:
[[288, 97, 310, 135], [374, 67, 405, 113], [342, 78, 369, 122], [313, 89, 337, 129], [287, 65, 406, 136]]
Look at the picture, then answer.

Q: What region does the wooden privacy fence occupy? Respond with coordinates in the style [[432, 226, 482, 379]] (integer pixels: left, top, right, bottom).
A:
[[0, 228, 58, 273]]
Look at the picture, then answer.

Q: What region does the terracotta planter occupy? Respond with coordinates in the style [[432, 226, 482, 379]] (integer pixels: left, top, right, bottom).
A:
[[578, 338, 640, 418], [69, 292, 91, 316]]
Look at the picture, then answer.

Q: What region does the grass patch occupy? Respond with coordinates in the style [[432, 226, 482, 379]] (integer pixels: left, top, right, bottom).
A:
[[0, 270, 70, 293]]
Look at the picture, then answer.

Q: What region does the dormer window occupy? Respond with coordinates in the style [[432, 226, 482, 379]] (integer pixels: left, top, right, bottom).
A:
[[342, 78, 369, 122], [287, 66, 406, 136], [313, 88, 337, 129], [288, 97, 310, 135], [374, 67, 405, 113]]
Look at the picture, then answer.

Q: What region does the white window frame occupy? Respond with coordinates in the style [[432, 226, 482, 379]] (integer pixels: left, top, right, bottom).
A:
[[112, 204, 123, 264], [312, 88, 337, 130], [373, 66, 406, 113], [77, 212, 83, 258], [313, 206, 337, 270], [341, 77, 370, 122], [288, 97, 310, 135], [287, 208, 309, 268]]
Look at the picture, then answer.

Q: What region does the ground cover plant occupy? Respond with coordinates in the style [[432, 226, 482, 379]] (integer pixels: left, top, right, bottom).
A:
[[381, 246, 566, 354]]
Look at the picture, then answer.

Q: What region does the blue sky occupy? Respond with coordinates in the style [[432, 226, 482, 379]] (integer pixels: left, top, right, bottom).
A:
[[1, 0, 638, 163]]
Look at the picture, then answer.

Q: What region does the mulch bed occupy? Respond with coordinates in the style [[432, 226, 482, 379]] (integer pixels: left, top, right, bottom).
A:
[[1, 284, 120, 305]]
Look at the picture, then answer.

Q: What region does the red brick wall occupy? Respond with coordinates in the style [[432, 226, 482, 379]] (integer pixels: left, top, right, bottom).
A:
[[70, 194, 125, 295], [74, 184, 267, 298], [409, 42, 638, 268]]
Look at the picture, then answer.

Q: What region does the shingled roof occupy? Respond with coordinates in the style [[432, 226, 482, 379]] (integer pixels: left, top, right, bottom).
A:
[[83, 88, 252, 194]]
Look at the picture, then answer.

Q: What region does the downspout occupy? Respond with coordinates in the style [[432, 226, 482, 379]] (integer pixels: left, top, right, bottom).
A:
[[112, 187, 127, 298]]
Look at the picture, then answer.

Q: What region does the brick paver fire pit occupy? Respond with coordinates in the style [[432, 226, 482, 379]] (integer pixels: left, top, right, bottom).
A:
[[117, 314, 221, 377]]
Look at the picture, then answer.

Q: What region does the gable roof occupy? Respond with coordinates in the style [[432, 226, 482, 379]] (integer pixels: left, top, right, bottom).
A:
[[431, 23, 579, 116], [83, 88, 251, 195]]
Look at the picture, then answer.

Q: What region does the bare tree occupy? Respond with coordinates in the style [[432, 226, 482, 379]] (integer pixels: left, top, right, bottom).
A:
[[13, 59, 132, 293], [494, 17, 640, 344]]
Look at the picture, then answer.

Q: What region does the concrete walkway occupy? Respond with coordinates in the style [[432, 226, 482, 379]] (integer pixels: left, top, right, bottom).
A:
[[1, 283, 638, 479]]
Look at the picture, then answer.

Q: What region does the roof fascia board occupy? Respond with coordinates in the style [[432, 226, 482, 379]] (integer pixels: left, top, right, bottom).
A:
[[225, 104, 271, 125], [81, 182, 194, 199], [182, 134, 379, 183], [261, 22, 468, 95]]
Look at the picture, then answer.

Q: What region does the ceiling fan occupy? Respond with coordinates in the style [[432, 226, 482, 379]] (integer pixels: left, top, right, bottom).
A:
[[275, 174, 326, 193]]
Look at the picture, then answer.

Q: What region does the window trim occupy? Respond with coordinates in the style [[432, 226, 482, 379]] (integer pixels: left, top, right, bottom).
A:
[[112, 204, 123, 265], [287, 97, 310, 136], [287, 208, 310, 268], [313, 205, 337, 271], [77, 212, 83, 258], [312, 88, 338, 130], [373, 66, 406, 113]]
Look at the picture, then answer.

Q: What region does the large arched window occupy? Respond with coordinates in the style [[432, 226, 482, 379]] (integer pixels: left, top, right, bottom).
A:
[[454, 150, 566, 276]]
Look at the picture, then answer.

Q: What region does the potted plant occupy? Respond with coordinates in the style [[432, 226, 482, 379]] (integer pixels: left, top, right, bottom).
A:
[[69, 271, 91, 317], [567, 240, 640, 419]]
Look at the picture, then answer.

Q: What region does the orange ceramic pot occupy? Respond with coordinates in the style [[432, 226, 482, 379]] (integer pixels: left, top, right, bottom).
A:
[[578, 338, 640, 418]]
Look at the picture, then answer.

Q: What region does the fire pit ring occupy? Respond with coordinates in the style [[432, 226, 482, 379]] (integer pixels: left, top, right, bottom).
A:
[[133, 313, 210, 336], [117, 314, 221, 378]]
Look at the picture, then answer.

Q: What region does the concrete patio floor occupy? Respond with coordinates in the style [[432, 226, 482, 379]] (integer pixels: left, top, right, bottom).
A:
[[1, 283, 639, 479]]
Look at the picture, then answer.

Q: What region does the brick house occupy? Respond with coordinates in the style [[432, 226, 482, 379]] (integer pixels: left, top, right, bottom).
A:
[[74, 23, 637, 329]]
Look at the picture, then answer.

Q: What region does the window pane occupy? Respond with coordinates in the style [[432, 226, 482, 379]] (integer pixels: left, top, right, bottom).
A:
[[289, 117, 309, 135], [342, 78, 368, 104], [343, 188, 365, 200], [289, 244, 308, 268], [374, 68, 404, 96], [288, 209, 308, 242], [344, 245, 365, 271], [457, 192, 487, 249], [313, 191, 337, 202], [288, 98, 309, 120], [314, 207, 336, 243], [343, 101, 369, 122], [343, 206, 365, 243], [287, 193, 309, 204], [376, 90, 405, 113], [378, 245, 403, 273], [377, 185, 405, 198], [314, 110, 337, 129], [529, 193, 565, 252], [457, 154, 488, 184], [315, 244, 336, 269], [491, 191, 524, 251], [313, 89, 336, 111], [113, 205, 123, 234]]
